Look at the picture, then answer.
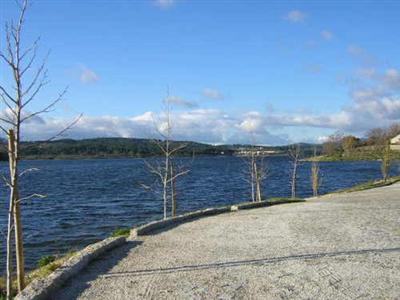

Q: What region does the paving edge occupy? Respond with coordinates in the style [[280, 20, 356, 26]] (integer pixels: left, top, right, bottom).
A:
[[15, 199, 304, 299], [129, 200, 301, 238], [15, 236, 126, 300]]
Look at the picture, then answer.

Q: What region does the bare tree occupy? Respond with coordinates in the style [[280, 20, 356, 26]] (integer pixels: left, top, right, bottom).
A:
[[242, 147, 256, 202], [381, 140, 391, 182], [322, 131, 343, 157], [141, 95, 190, 219], [242, 145, 268, 202], [387, 123, 400, 139], [288, 144, 301, 199], [1, 1, 80, 297], [366, 127, 387, 146], [341, 135, 359, 157], [254, 155, 268, 202], [366, 126, 392, 181], [310, 148, 321, 197]]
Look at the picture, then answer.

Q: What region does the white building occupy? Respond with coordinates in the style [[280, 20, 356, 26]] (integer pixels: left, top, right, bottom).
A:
[[390, 134, 400, 150]]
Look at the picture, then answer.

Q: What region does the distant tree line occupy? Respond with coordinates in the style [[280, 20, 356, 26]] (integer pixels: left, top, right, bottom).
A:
[[321, 123, 400, 182], [322, 123, 400, 159], [0, 138, 234, 160], [0, 138, 323, 161]]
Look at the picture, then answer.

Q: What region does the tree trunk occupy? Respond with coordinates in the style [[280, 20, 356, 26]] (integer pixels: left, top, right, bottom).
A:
[[8, 129, 25, 292], [6, 191, 14, 300], [381, 142, 391, 182], [250, 155, 255, 202], [291, 162, 297, 199], [170, 163, 176, 217], [163, 177, 168, 219], [14, 192, 24, 291], [254, 162, 262, 202]]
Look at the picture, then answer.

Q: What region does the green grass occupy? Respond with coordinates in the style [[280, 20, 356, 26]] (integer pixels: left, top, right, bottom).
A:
[[27, 252, 76, 284], [334, 176, 400, 193], [305, 149, 400, 162], [267, 197, 305, 204], [37, 255, 56, 268], [0, 277, 6, 300], [111, 227, 131, 237], [0, 252, 76, 299]]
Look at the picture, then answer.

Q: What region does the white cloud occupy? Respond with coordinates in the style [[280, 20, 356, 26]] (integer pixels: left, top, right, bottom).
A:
[[202, 88, 224, 100], [284, 10, 307, 23], [13, 109, 289, 145], [166, 96, 198, 109], [356, 68, 376, 79], [154, 0, 175, 8], [12, 64, 400, 144], [317, 136, 329, 143], [321, 30, 333, 41], [347, 45, 364, 56], [80, 67, 99, 84]]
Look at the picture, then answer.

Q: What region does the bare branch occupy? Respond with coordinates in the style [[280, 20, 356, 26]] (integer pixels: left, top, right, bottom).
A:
[[20, 37, 39, 62], [151, 138, 167, 154], [21, 57, 48, 97], [0, 124, 10, 135], [0, 116, 16, 126], [0, 228, 7, 239], [21, 76, 50, 109], [0, 52, 14, 67], [4, 23, 15, 65], [169, 143, 187, 155], [20, 87, 67, 123], [0, 86, 17, 104], [46, 113, 82, 141], [16, 193, 46, 204], [143, 159, 164, 180], [0, 93, 17, 113], [1, 174, 12, 188], [168, 169, 189, 182], [19, 167, 39, 177]]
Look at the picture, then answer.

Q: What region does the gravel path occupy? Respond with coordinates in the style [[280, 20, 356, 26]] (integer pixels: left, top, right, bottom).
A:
[[53, 184, 400, 299]]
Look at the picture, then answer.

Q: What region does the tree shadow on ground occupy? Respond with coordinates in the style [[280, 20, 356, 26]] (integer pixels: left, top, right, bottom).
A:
[[100, 246, 400, 278], [50, 240, 142, 300]]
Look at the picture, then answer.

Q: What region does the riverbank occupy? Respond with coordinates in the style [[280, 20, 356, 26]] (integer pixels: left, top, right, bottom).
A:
[[50, 182, 400, 299], [305, 151, 400, 162]]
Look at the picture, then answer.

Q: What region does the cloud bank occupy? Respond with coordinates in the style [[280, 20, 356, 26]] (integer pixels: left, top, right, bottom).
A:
[[80, 67, 100, 84], [284, 10, 307, 23], [5, 64, 399, 145]]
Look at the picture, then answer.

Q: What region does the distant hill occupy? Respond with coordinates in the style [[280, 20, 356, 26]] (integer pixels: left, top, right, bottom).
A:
[[0, 138, 322, 160]]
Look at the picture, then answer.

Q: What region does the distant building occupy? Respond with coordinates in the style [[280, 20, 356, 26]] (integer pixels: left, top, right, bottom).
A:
[[391, 134, 400, 151], [234, 148, 280, 156]]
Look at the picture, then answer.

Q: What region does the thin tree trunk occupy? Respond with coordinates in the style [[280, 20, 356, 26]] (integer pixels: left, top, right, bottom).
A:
[[6, 192, 14, 300], [291, 162, 297, 199], [163, 147, 169, 219], [170, 163, 176, 217], [9, 129, 25, 292], [14, 188, 24, 291], [163, 176, 168, 219], [254, 162, 262, 202], [251, 154, 255, 202]]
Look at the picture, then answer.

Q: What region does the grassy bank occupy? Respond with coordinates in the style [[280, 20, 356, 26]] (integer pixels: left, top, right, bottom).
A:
[[305, 148, 400, 162], [333, 176, 400, 193], [0, 252, 76, 299]]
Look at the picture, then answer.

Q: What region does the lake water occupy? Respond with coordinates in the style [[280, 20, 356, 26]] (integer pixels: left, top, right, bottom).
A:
[[0, 156, 399, 271]]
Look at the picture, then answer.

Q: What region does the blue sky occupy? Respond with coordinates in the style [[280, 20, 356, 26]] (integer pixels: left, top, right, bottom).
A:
[[1, 0, 400, 144]]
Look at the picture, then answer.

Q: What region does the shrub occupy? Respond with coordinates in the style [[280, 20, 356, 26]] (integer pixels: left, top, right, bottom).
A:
[[111, 228, 130, 237], [37, 255, 56, 268]]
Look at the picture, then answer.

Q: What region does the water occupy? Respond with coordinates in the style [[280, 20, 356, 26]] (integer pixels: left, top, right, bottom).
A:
[[0, 156, 399, 271]]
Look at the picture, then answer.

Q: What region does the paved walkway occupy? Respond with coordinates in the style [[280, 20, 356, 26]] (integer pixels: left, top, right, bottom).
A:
[[53, 184, 400, 299]]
